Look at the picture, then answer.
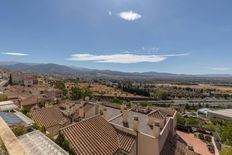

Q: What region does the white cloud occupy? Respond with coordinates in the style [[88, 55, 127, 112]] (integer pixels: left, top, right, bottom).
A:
[[118, 11, 142, 21], [108, 11, 112, 16], [1, 52, 29, 56], [67, 53, 188, 64], [211, 67, 231, 71]]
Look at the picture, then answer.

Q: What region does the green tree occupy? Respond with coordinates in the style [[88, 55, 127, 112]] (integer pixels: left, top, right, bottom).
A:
[[112, 97, 122, 104], [9, 74, 13, 85], [221, 122, 232, 145], [54, 81, 67, 96], [176, 113, 186, 125], [55, 133, 75, 155], [186, 118, 199, 126], [82, 88, 93, 99], [154, 89, 169, 100], [70, 87, 82, 100]]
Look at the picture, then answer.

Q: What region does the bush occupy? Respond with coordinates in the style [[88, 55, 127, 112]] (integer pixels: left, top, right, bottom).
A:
[[0, 95, 8, 101], [12, 126, 26, 136], [55, 133, 75, 155], [198, 133, 205, 140], [177, 113, 186, 126], [205, 135, 212, 142], [186, 118, 199, 126], [221, 147, 232, 155], [112, 97, 122, 104]]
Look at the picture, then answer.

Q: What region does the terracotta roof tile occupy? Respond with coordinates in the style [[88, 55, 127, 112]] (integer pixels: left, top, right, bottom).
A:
[[148, 109, 167, 119], [31, 107, 66, 128], [61, 115, 135, 155], [21, 96, 38, 106]]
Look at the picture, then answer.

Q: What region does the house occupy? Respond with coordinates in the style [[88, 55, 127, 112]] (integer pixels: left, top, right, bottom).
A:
[[23, 74, 38, 87], [0, 100, 17, 112], [12, 73, 24, 85], [77, 102, 100, 120], [44, 88, 63, 99], [61, 115, 136, 155], [61, 105, 185, 155], [31, 107, 70, 137], [11, 73, 38, 87], [20, 95, 38, 109]]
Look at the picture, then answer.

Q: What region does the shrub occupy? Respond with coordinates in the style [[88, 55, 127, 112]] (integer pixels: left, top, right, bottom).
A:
[[198, 133, 205, 140], [12, 126, 26, 136]]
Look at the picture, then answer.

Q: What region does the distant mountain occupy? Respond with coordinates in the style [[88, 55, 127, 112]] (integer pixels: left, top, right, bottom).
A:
[[0, 61, 232, 82], [2, 63, 77, 74]]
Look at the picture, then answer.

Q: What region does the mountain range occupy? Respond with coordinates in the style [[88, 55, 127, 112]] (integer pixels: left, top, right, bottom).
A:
[[0, 61, 232, 82]]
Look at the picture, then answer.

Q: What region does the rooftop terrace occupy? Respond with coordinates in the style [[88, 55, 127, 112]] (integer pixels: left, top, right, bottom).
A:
[[18, 130, 68, 155]]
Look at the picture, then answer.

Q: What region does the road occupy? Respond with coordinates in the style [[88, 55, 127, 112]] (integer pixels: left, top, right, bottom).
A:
[[0, 79, 9, 91]]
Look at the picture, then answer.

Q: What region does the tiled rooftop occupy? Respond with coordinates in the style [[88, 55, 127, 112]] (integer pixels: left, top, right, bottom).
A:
[[20, 96, 38, 106], [31, 107, 68, 128], [61, 115, 135, 155], [110, 108, 176, 136]]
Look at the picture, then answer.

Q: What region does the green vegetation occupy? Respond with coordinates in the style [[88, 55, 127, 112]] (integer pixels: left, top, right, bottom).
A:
[[54, 81, 67, 96], [112, 97, 122, 104], [70, 87, 82, 100], [202, 124, 218, 132], [221, 146, 232, 155], [176, 113, 186, 125], [12, 126, 26, 136], [207, 118, 232, 146], [176, 113, 201, 126], [81, 88, 93, 99], [32, 123, 47, 133], [9, 74, 13, 85], [70, 87, 92, 100], [154, 89, 169, 100], [220, 122, 232, 146], [38, 100, 46, 108], [186, 117, 200, 126], [55, 133, 75, 155], [20, 107, 30, 116], [0, 95, 8, 101]]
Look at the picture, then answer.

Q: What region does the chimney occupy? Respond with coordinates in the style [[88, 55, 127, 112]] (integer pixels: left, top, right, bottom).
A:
[[122, 107, 128, 123], [120, 104, 126, 113], [153, 121, 160, 138], [147, 116, 155, 126], [160, 118, 166, 128], [102, 108, 107, 119], [133, 116, 139, 131], [79, 106, 84, 118]]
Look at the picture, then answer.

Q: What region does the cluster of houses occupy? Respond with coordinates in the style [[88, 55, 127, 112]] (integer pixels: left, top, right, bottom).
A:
[[10, 73, 38, 87], [0, 73, 199, 155], [0, 94, 198, 155]]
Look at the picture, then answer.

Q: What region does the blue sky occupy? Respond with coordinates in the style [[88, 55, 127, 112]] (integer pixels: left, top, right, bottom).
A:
[[0, 0, 232, 74]]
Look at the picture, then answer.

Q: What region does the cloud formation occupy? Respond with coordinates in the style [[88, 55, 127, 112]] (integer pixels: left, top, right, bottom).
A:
[[67, 53, 188, 64], [211, 67, 231, 71], [1, 52, 29, 56], [118, 11, 142, 21]]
